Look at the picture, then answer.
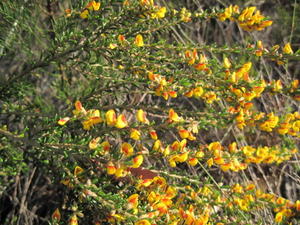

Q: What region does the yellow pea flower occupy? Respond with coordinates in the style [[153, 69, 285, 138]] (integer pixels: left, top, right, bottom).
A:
[[58, 117, 70, 125], [115, 114, 128, 128], [74, 166, 84, 176], [107, 162, 117, 175], [149, 130, 158, 140], [89, 137, 101, 149], [68, 215, 78, 225], [178, 129, 189, 139], [223, 57, 231, 69], [86, 1, 101, 11], [207, 158, 214, 167], [188, 157, 198, 166], [131, 155, 144, 168], [134, 34, 144, 47], [193, 87, 204, 97], [275, 211, 284, 223], [135, 219, 151, 225], [128, 194, 139, 209], [136, 109, 150, 124], [283, 42, 293, 54], [73, 100, 86, 116], [168, 108, 181, 122], [106, 109, 117, 126], [121, 142, 134, 156], [130, 128, 141, 140], [80, 9, 89, 19]]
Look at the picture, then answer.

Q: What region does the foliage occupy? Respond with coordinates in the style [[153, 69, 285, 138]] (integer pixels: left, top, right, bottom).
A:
[[0, 0, 300, 224]]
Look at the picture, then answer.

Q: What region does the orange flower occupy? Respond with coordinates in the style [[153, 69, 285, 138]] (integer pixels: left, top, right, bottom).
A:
[[69, 215, 78, 225], [149, 130, 158, 140], [118, 34, 126, 43], [52, 208, 61, 222], [100, 141, 110, 152]]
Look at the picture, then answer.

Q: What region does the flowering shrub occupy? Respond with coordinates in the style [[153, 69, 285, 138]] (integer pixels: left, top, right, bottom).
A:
[[0, 0, 299, 224]]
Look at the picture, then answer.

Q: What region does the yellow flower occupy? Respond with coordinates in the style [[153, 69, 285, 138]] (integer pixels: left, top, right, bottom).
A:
[[121, 142, 134, 156], [283, 42, 293, 54], [153, 140, 162, 151], [152, 7, 166, 19], [176, 152, 189, 163], [106, 109, 117, 126], [107, 162, 117, 175], [115, 114, 128, 128], [188, 157, 198, 166], [134, 34, 144, 47], [178, 129, 189, 139], [84, 1, 101, 11], [58, 117, 70, 125], [140, 0, 154, 7], [74, 166, 84, 176], [68, 215, 78, 225], [275, 211, 284, 223], [82, 109, 102, 130], [259, 112, 279, 132], [136, 109, 150, 124], [128, 194, 139, 209], [80, 9, 89, 19], [89, 137, 101, 149], [130, 128, 141, 140], [223, 57, 231, 69], [73, 100, 86, 116], [193, 87, 204, 97], [115, 167, 128, 178], [149, 130, 158, 140], [207, 158, 214, 167], [203, 91, 217, 104], [168, 108, 181, 123], [131, 155, 144, 168], [65, 9, 72, 17], [135, 219, 151, 225]]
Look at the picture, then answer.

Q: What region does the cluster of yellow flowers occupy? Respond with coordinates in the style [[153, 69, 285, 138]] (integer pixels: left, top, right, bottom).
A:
[[218, 5, 273, 31], [80, 1, 101, 19]]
